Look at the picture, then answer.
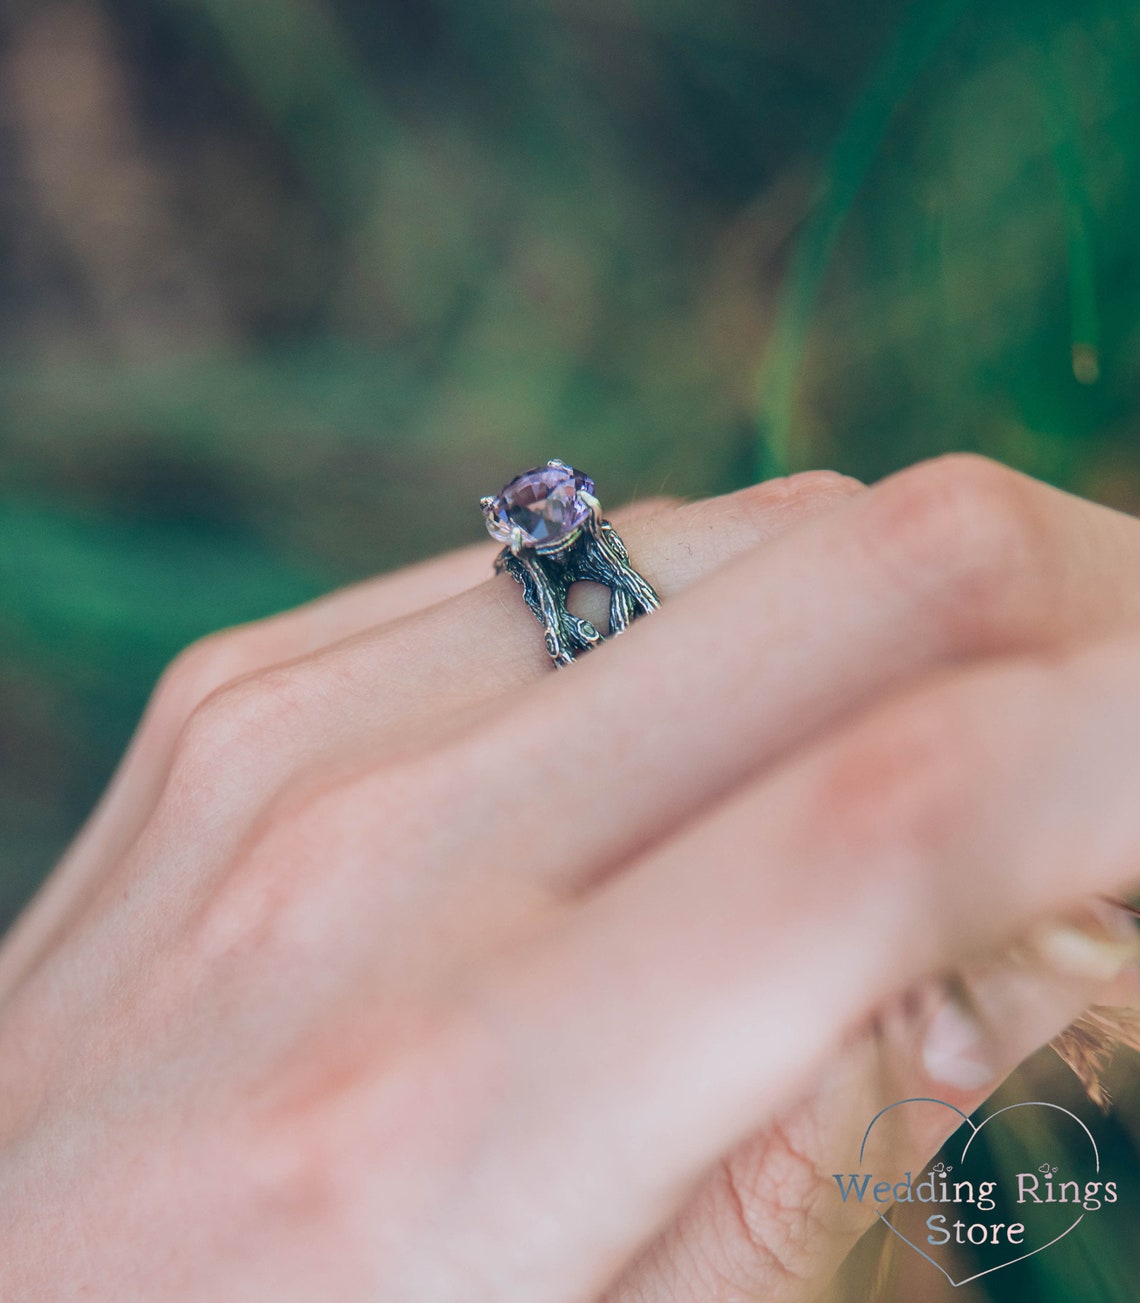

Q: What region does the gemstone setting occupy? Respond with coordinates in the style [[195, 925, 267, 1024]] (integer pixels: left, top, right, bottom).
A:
[[484, 462, 595, 550]]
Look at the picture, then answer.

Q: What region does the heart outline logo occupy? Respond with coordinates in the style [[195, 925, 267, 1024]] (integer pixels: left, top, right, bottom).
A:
[[858, 1097, 1100, 1288]]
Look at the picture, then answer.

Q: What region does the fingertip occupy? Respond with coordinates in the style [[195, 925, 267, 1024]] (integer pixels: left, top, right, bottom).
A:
[[914, 910, 1137, 1103]]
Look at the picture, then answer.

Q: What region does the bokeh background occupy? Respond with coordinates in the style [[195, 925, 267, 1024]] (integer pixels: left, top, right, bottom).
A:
[[1, 1, 1139, 1297]]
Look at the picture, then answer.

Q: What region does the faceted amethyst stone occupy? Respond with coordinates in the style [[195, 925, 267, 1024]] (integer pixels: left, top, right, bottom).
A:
[[485, 463, 595, 548]]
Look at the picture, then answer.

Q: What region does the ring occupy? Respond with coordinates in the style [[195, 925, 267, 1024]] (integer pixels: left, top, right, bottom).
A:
[[480, 460, 661, 667]]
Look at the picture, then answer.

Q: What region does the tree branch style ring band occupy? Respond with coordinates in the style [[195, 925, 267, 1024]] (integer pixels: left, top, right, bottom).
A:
[[480, 460, 661, 667]]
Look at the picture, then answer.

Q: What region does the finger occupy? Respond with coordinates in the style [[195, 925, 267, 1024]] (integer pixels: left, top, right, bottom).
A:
[[95, 476, 853, 832], [605, 904, 1139, 1302], [432, 454, 1140, 898], [456, 631, 1140, 1302], [0, 475, 861, 994], [101, 473, 857, 829]]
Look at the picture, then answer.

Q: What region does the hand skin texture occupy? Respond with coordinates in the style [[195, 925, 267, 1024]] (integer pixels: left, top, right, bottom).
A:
[[1, 453, 1139, 1302]]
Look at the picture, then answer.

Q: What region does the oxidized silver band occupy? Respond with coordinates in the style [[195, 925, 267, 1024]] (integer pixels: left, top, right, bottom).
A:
[[480, 460, 660, 667]]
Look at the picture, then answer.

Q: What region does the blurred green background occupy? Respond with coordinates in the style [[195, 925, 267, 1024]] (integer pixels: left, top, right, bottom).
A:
[[1, 2, 1139, 1295]]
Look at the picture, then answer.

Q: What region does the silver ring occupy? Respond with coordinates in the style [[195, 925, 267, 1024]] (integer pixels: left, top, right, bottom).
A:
[[480, 460, 660, 667]]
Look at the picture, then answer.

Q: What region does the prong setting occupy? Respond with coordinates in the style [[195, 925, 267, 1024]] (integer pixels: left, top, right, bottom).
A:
[[576, 489, 602, 527]]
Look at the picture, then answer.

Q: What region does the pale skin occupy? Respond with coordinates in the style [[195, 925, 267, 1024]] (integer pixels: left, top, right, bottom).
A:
[[1, 453, 1139, 1301]]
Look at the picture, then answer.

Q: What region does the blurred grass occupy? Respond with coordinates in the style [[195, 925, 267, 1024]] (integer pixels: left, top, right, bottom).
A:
[[754, 0, 975, 477], [1, 5, 1139, 1295]]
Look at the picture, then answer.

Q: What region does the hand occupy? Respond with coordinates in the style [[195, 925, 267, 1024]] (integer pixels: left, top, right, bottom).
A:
[[0, 454, 1137, 1302]]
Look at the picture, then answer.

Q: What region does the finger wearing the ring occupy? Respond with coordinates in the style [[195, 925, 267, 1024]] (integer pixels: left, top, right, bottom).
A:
[[44, 494, 678, 905], [104, 472, 861, 802]]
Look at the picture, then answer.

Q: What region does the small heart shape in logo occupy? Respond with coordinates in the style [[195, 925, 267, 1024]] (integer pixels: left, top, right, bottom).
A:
[[855, 1098, 1100, 1288]]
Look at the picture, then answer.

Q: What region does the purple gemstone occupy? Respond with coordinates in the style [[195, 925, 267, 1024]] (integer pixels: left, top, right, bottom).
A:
[[485, 463, 595, 548]]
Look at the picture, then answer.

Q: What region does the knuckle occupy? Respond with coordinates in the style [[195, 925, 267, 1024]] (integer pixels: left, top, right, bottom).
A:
[[239, 1120, 348, 1249], [184, 777, 346, 962], [635, 469, 860, 598], [146, 631, 254, 735], [160, 659, 322, 816], [184, 752, 429, 966], [731, 468, 862, 521], [190, 660, 312, 753], [774, 467, 864, 504], [182, 803, 309, 965], [674, 469, 861, 569], [866, 454, 1046, 642], [810, 662, 1052, 939], [239, 997, 500, 1250]]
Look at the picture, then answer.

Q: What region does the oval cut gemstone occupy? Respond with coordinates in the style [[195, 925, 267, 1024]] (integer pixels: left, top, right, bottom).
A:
[[486, 463, 594, 547]]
